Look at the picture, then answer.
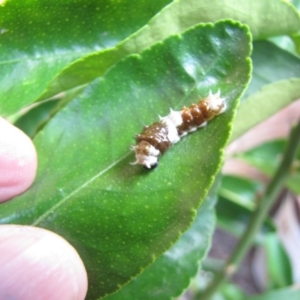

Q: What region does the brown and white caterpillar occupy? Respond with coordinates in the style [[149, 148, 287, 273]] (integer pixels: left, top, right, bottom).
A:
[[131, 91, 226, 169]]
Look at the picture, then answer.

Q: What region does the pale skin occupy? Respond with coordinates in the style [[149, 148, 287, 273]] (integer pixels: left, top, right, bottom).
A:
[[0, 117, 88, 300]]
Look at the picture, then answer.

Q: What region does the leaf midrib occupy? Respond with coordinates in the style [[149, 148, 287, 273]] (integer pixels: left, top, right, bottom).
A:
[[31, 152, 131, 226]]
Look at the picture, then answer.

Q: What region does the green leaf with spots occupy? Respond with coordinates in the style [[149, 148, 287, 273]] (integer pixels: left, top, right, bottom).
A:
[[40, 0, 300, 102], [0, 0, 172, 117], [0, 21, 252, 299], [1, 0, 298, 118], [103, 178, 219, 300]]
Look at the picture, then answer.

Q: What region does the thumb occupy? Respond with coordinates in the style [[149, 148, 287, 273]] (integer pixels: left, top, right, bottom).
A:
[[0, 225, 88, 300], [0, 117, 37, 202]]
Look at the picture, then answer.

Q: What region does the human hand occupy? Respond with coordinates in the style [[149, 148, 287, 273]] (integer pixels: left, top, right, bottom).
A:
[[0, 117, 88, 300]]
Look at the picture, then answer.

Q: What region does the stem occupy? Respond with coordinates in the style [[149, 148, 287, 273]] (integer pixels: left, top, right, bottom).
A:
[[199, 118, 300, 300]]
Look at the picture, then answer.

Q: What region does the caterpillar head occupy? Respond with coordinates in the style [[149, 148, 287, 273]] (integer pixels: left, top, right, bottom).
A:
[[131, 141, 160, 169]]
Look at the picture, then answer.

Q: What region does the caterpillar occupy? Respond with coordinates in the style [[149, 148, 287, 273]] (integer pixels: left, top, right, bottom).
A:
[[131, 91, 226, 169]]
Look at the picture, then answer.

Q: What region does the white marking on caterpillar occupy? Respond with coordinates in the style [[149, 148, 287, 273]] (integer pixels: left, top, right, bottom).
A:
[[131, 91, 226, 169]]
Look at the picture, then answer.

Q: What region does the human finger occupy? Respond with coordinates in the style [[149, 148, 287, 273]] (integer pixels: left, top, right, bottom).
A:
[[0, 225, 88, 300], [0, 117, 37, 202]]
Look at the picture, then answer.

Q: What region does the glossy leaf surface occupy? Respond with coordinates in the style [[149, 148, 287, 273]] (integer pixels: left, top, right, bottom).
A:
[[0, 0, 172, 116], [104, 180, 218, 300], [1, 0, 298, 118], [41, 0, 300, 101], [0, 21, 251, 299]]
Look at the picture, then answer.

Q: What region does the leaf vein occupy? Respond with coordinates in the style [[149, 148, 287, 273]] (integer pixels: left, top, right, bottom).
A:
[[31, 152, 131, 226]]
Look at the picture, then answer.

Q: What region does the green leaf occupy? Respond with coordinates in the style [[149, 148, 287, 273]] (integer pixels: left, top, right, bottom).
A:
[[13, 100, 59, 137], [41, 0, 300, 102], [0, 0, 172, 116], [242, 41, 300, 99], [268, 36, 300, 57], [259, 0, 300, 55], [217, 175, 260, 236], [264, 234, 293, 288], [231, 41, 300, 141], [2, 0, 298, 117], [219, 175, 263, 210], [0, 21, 252, 299], [217, 175, 274, 236], [104, 179, 218, 300], [246, 286, 300, 300], [13, 87, 85, 138], [291, 0, 300, 11], [236, 140, 300, 194], [291, 33, 300, 54], [187, 273, 246, 300], [220, 283, 245, 300]]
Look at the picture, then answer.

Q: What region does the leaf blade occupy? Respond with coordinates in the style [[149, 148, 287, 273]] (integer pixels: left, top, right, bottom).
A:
[[41, 0, 300, 101], [231, 41, 300, 141], [0, 21, 252, 299], [103, 181, 218, 300], [0, 0, 172, 116]]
